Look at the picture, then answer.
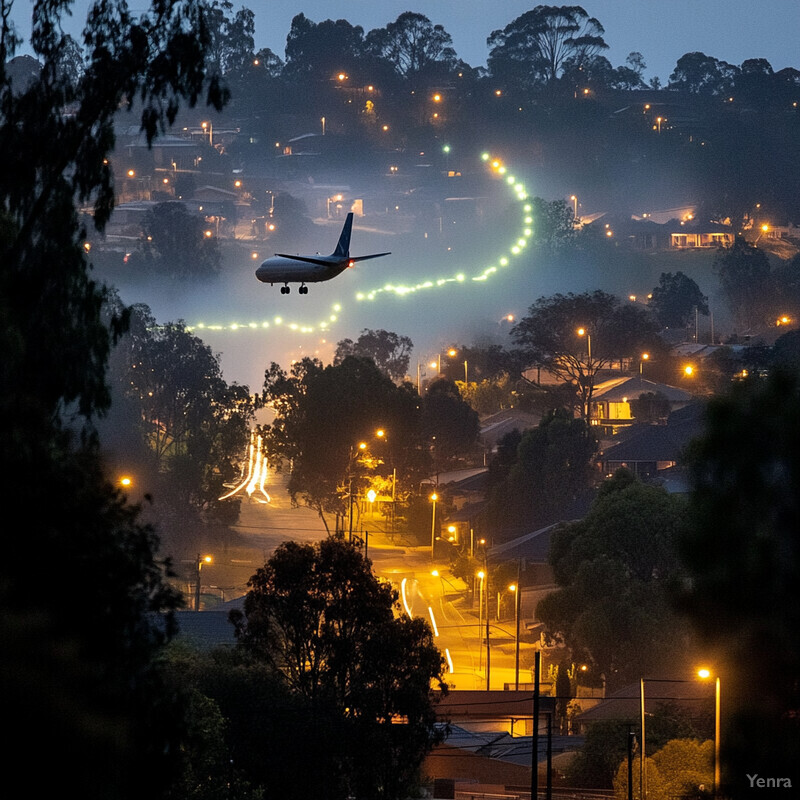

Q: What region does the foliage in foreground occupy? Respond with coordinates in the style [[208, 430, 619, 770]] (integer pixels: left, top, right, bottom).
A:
[[679, 370, 800, 795], [1, 1, 224, 796], [229, 537, 448, 800], [537, 469, 693, 691]]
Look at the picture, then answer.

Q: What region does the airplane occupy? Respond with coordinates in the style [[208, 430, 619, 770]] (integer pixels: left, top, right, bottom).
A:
[[255, 212, 390, 293]]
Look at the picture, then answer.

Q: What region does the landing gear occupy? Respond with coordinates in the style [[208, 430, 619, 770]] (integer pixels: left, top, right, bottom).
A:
[[299, 285, 309, 294], [280, 285, 290, 294]]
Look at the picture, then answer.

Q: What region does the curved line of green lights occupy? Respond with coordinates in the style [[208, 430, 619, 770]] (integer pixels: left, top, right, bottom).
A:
[[188, 153, 533, 337]]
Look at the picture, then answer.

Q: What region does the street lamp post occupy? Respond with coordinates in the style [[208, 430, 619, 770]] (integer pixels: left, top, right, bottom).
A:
[[699, 669, 721, 797], [577, 327, 592, 360], [485, 572, 491, 691], [348, 442, 367, 542], [477, 570, 485, 670], [510, 572, 521, 690], [430, 491, 438, 561], [640, 678, 648, 800], [576, 327, 595, 420], [195, 555, 212, 611]]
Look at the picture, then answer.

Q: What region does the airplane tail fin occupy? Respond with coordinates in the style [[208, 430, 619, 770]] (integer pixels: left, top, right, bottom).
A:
[[332, 212, 354, 257]]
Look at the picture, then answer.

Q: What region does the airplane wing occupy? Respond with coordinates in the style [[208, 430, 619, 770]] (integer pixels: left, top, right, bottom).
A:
[[273, 254, 337, 267], [349, 252, 391, 262]]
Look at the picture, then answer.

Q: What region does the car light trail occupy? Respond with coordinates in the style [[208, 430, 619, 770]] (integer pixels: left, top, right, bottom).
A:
[[427, 606, 439, 636], [189, 154, 532, 338], [400, 577, 413, 618], [219, 431, 271, 503]]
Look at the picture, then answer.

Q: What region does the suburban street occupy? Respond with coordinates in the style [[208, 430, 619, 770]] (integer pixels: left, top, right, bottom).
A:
[[188, 469, 538, 690]]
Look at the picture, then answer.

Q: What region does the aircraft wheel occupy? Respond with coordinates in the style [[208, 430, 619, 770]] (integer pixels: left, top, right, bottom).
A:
[[281, 285, 289, 294], [300, 285, 308, 294]]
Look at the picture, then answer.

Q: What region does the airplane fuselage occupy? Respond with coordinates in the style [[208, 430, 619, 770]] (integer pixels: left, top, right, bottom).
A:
[[254, 213, 389, 294], [255, 256, 351, 285]]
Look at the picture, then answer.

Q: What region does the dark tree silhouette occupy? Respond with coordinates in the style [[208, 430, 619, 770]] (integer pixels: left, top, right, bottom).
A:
[[230, 538, 447, 800], [1, 2, 225, 797], [679, 371, 800, 796]]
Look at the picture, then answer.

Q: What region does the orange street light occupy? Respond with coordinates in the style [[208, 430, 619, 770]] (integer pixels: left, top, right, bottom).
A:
[[194, 555, 212, 611], [576, 327, 592, 360], [430, 492, 438, 561], [698, 669, 722, 797]]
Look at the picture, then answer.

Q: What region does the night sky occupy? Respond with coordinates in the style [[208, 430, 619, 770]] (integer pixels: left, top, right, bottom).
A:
[[11, 0, 800, 388], [250, 0, 799, 82], [12, 1, 800, 82]]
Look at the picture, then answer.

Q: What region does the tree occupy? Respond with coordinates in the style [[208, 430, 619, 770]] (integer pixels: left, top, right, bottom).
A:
[[668, 51, 739, 95], [538, 470, 693, 690], [366, 12, 457, 85], [203, 0, 256, 77], [262, 356, 428, 530], [619, 51, 647, 88], [511, 291, 660, 419], [678, 371, 800, 795], [734, 57, 775, 108], [53, 32, 85, 85], [484, 409, 598, 536], [283, 13, 369, 83], [714, 235, 775, 333], [421, 378, 480, 466], [1, 1, 224, 797], [134, 201, 221, 279], [106, 304, 255, 535], [771, 252, 800, 324], [530, 196, 577, 252], [162, 643, 308, 800], [629, 391, 671, 424], [334, 328, 413, 382], [613, 739, 713, 800], [487, 5, 608, 91], [569, 707, 709, 790], [229, 538, 447, 800], [648, 271, 709, 330]]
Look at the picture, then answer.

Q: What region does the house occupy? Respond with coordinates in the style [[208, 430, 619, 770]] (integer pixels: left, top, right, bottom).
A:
[[574, 678, 713, 735], [599, 402, 706, 482], [423, 691, 577, 793], [668, 219, 734, 249], [583, 212, 734, 252], [588, 376, 694, 431]]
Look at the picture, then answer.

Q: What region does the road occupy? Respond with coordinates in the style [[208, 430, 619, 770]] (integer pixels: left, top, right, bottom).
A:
[[191, 470, 535, 689]]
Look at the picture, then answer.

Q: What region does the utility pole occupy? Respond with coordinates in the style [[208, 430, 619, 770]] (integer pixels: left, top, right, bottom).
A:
[[485, 581, 491, 690], [531, 650, 541, 800], [514, 560, 521, 690], [627, 726, 636, 800]]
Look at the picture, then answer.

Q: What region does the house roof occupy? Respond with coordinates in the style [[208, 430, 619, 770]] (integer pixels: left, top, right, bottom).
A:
[[576, 679, 713, 724], [591, 376, 693, 404], [422, 467, 487, 490], [600, 402, 706, 464], [435, 723, 581, 766], [191, 185, 238, 200], [480, 409, 540, 450], [488, 521, 574, 563]]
